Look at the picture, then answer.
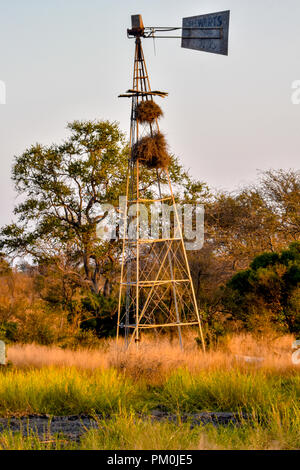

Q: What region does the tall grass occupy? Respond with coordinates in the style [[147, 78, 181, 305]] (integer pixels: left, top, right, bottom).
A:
[[8, 333, 297, 378], [152, 368, 300, 414], [1, 334, 299, 450], [0, 366, 298, 417], [80, 413, 200, 450], [80, 405, 300, 450], [0, 429, 78, 450], [1, 406, 299, 450], [204, 404, 300, 450], [0, 368, 139, 416], [8, 344, 109, 369]]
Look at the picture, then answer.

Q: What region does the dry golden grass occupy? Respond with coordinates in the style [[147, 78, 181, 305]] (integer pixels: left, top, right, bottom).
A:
[[7, 333, 297, 381], [110, 332, 298, 382], [2, 333, 299, 450], [7, 344, 109, 370]]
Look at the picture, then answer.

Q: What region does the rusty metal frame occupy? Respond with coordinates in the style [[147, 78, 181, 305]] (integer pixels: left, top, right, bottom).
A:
[[128, 26, 223, 40], [117, 34, 206, 351]]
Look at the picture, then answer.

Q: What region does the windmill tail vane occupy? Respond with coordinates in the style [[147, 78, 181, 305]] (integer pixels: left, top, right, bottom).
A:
[[126, 12, 230, 56], [116, 15, 207, 351]]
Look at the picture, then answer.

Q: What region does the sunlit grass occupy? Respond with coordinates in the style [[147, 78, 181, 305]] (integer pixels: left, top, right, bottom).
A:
[[80, 406, 300, 450], [152, 368, 300, 414], [0, 365, 298, 418], [0, 367, 140, 416], [0, 429, 77, 450], [1, 406, 299, 450], [204, 404, 300, 450], [0, 334, 299, 450], [80, 412, 200, 450]]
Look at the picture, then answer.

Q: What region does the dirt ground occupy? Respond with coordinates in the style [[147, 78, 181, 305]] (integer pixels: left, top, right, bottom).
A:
[[0, 412, 247, 441]]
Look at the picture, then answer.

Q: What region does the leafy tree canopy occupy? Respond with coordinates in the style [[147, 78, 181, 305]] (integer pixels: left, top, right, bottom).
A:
[[224, 242, 300, 333], [0, 119, 209, 295]]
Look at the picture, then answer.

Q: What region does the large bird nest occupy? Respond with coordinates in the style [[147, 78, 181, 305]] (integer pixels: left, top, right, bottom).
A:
[[132, 132, 171, 169], [135, 100, 163, 124]]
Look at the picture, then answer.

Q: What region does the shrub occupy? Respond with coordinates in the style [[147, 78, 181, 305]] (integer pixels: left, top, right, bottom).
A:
[[0, 322, 18, 343], [223, 242, 300, 333]]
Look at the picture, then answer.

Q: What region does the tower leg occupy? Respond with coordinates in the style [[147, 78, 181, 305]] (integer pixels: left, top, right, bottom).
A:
[[156, 170, 183, 349], [165, 169, 206, 352]]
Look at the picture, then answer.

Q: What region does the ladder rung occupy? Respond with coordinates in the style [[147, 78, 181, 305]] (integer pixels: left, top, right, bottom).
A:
[[121, 279, 190, 286], [138, 238, 181, 243], [123, 238, 181, 244], [127, 322, 200, 329], [128, 197, 172, 203]]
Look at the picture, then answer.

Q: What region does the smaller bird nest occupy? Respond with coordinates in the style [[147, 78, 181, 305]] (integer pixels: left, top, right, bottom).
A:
[[135, 100, 163, 124], [133, 132, 171, 169]]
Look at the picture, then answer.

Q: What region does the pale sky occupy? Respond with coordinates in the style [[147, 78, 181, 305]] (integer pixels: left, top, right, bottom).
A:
[[0, 0, 299, 227]]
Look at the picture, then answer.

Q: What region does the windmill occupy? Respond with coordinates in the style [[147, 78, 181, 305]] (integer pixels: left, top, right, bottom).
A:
[[117, 12, 230, 350]]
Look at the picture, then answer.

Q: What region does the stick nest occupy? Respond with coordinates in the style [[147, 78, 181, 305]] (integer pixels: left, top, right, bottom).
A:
[[135, 100, 163, 124], [133, 132, 171, 169]]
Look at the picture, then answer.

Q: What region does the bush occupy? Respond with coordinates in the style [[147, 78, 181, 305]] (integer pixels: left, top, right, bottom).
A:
[[80, 292, 118, 338], [0, 322, 18, 343], [223, 242, 300, 333]]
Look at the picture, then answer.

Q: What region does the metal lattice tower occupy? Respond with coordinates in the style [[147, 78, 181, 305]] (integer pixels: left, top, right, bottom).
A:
[[117, 17, 206, 350]]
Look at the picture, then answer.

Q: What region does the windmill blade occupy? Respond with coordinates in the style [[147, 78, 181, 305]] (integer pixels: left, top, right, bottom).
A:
[[181, 10, 230, 55], [151, 28, 157, 56]]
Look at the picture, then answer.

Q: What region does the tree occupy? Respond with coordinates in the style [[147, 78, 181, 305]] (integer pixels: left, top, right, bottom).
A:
[[258, 169, 300, 241], [0, 119, 209, 336], [1, 120, 130, 294], [203, 169, 300, 275], [223, 242, 300, 333], [205, 189, 280, 271]]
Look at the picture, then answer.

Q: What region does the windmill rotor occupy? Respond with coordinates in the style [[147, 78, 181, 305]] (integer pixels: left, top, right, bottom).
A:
[[127, 12, 230, 55]]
